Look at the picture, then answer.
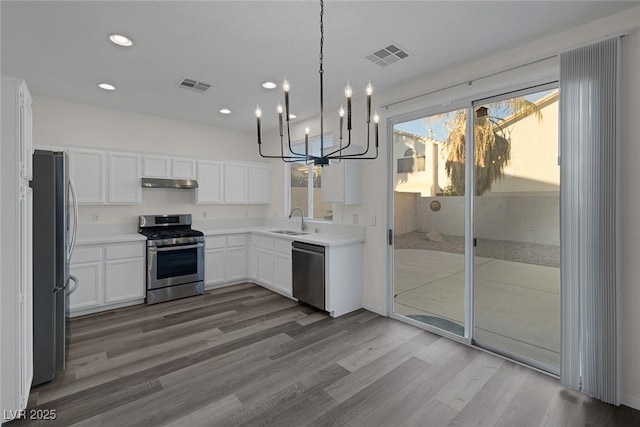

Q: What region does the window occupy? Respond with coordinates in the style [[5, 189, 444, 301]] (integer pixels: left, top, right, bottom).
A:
[[287, 134, 334, 221]]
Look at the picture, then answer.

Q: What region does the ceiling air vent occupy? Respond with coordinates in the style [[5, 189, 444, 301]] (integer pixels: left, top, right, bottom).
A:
[[366, 43, 410, 67], [177, 77, 211, 93]]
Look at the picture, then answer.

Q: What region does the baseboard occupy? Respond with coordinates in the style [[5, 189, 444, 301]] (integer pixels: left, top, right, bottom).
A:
[[622, 394, 640, 410], [363, 302, 387, 316]]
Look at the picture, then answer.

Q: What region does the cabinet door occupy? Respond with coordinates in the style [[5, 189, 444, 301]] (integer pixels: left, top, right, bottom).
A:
[[108, 152, 141, 204], [69, 149, 106, 204], [172, 158, 197, 179], [223, 162, 247, 203], [69, 262, 103, 310], [205, 249, 227, 286], [196, 161, 223, 204], [105, 258, 145, 303], [274, 253, 292, 296], [247, 246, 258, 280], [257, 249, 274, 286], [143, 156, 171, 178], [19, 186, 33, 406], [19, 84, 33, 181], [247, 164, 271, 204], [321, 159, 345, 203], [227, 246, 247, 281], [321, 145, 362, 205]]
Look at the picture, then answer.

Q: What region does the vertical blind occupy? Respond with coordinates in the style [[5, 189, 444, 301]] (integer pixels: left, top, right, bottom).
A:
[[560, 37, 620, 404]]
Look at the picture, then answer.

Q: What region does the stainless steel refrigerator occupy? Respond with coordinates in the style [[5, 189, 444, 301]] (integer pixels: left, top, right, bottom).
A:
[[30, 150, 78, 386]]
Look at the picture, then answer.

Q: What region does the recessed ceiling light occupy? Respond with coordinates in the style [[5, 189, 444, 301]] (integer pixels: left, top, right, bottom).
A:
[[289, 114, 297, 119], [109, 34, 133, 47], [219, 108, 231, 115], [262, 81, 277, 89], [98, 83, 116, 91]]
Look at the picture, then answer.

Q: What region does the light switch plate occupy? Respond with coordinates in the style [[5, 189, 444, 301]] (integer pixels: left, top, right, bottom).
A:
[[353, 213, 359, 225]]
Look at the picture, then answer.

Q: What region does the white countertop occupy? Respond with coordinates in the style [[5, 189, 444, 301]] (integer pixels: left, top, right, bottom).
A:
[[76, 226, 364, 247], [200, 226, 364, 247], [76, 233, 147, 245]]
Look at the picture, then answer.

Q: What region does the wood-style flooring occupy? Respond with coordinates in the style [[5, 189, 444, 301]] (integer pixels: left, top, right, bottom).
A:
[[10, 283, 640, 426]]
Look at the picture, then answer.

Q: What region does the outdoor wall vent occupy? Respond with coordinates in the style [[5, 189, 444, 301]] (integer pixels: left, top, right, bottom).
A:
[[177, 78, 211, 93], [366, 43, 411, 67]]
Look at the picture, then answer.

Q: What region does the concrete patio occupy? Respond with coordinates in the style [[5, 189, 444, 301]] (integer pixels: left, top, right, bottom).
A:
[[394, 248, 560, 368]]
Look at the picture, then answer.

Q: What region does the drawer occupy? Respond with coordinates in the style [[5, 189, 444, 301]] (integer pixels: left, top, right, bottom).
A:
[[257, 236, 274, 250], [274, 238, 292, 254], [71, 246, 102, 264], [205, 236, 226, 249], [249, 234, 259, 246], [106, 243, 144, 260], [227, 234, 247, 247]]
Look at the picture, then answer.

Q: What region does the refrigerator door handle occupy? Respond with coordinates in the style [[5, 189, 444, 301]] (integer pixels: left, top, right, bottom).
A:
[[68, 178, 79, 262], [66, 275, 79, 296]]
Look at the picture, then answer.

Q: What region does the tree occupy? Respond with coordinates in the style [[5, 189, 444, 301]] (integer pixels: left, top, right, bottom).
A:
[[439, 98, 542, 196]]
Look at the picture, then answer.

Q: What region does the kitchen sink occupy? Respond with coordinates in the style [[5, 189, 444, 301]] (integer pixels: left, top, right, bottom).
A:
[[269, 230, 310, 236]]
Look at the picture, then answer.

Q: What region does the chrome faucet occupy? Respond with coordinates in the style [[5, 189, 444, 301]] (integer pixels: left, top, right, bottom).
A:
[[289, 207, 307, 231]]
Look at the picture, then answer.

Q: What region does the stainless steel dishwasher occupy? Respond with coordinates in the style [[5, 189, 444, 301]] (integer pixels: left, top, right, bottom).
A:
[[292, 241, 325, 310]]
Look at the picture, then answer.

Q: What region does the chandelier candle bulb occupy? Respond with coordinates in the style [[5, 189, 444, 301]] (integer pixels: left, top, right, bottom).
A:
[[374, 112, 379, 147], [277, 103, 284, 137], [283, 80, 291, 120], [366, 81, 373, 123], [345, 82, 353, 131], [305, 126, 310, 158], [255, 105, 262, 144], [339, 106, 345, 140]]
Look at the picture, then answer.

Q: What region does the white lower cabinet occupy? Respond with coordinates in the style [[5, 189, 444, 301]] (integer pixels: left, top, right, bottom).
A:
[[273, 252, 292, 296], [249, 235, 292, 297], [69, 241, 145, 315], [205, 236, 227, 286], [204, 234, 248, 287], [105, 258, 145, 303], [227, 234, 247, 282]]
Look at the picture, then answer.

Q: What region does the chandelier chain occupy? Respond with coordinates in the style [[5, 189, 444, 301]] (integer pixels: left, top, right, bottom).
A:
[[319, 0, 324, 74]]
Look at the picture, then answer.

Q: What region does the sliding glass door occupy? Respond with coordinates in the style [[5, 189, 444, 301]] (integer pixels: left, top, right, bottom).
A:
[[472, 87, 560, 371], [391, 85, 560, 372], [392, 108, 467, 337]]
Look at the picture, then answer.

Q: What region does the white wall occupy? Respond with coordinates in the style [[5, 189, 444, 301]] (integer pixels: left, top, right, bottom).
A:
[[32, 97, 269, 225], [620, 27, 640, 408], [267, 6, 640, 407]]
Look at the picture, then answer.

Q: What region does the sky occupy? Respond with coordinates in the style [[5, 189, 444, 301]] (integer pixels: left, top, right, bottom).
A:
[[393, 89, 556, 141]]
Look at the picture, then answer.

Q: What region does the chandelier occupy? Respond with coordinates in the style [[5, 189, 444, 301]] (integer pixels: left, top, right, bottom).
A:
[[254, 0, 379, 166]]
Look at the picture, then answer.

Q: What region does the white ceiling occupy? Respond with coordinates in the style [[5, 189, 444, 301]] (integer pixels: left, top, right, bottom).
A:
[[1, 1, 637, 132]]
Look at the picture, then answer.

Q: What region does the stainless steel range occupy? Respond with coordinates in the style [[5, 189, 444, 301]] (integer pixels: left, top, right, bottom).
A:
[[139, 214, 204, 304]]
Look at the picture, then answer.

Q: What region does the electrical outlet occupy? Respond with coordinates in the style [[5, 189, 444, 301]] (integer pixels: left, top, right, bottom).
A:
[[353, 213, 359, 225], [341, 214, 345, 221], [92, 214, 100, 223], [370, 215, 376, 226], [202, 211, 208, 218]]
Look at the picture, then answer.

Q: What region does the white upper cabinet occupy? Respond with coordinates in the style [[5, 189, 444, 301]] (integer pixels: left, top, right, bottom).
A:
[[69, 149, 106, 204], [196, 160, 223, 204], [223, 162, 248, 204], [142, 155, 196, 179], [108, 152, 141, 204], [322, 145, 363, 205], [70, 149, 142, 205], [142, 155, 171, 178], [247, 163, 272, 204], [172, 158, 196, 179]]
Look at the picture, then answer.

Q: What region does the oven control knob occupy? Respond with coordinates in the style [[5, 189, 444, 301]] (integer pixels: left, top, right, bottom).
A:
[[163, 239, 171, 245]]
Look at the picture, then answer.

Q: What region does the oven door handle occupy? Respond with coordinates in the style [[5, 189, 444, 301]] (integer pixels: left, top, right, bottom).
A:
[[150, 243, 204, 252]]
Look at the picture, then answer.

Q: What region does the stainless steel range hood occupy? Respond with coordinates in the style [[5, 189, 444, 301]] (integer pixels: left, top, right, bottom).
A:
[[141, 178, 198, 189]]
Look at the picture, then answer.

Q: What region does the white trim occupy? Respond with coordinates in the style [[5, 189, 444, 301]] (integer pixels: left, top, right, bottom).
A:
[[622, 394, 640, 411]]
